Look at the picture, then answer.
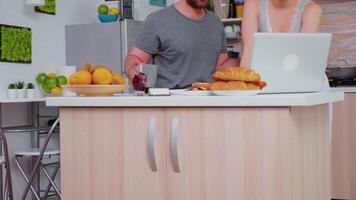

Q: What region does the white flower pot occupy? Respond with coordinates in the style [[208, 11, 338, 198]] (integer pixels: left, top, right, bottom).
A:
[[16, 89, 27, 99], [27, 89, 35, 99], [25, 0, 45, 6], [7, 89, 16, 99]]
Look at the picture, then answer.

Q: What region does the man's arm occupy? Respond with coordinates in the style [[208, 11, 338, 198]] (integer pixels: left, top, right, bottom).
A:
[[216, 53, 240, 70], [124, 47, 153, 79]]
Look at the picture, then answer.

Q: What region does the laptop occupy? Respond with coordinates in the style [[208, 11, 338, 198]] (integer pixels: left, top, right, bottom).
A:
[[250, 33, 332, 94]]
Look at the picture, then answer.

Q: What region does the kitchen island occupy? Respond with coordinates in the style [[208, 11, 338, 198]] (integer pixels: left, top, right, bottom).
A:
[[46, 92, 344, 200]]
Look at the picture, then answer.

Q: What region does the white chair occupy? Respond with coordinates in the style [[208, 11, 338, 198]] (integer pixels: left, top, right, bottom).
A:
[[14, 118, 61, 200]]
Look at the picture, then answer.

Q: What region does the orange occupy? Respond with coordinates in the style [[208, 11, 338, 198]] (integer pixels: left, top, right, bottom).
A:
[[81, 63, 91, 72], [51, 87, 63, 96], [90, 65, 112, 74], [68, 71, 92, 85], [93, 68, 112, 85], [112, 74, 125, 85]]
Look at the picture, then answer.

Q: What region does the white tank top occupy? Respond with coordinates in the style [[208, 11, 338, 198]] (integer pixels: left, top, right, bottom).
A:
[[259, 0, 311, 33]]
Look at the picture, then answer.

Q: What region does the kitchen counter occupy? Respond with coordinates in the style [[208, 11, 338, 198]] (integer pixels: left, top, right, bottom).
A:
[[330, 87, 356, 93], [46, 92, 343, 107], [0, 97, 45, 103], [55, 92, 343, 200]]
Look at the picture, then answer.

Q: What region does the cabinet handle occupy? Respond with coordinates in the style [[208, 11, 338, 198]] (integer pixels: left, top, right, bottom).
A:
[[148, 117, 158, 172], [170, 117, 180, 173]]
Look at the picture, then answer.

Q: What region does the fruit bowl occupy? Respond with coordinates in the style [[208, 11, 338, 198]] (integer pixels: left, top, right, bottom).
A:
[[64, 85, 126, 96], [98, 14, 119, 23]]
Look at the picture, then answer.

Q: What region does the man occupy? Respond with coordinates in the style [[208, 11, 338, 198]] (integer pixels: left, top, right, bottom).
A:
[[124, 0, 239, 89]]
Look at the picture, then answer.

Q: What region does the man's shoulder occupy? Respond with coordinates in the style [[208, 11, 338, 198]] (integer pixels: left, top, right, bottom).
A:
[[146, 5, 175, 20], [207, 10, 221, 20]]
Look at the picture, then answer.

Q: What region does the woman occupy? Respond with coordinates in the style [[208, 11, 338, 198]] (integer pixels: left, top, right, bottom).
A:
[[240, 0, 322, 67], [240, 0, 332, 136]]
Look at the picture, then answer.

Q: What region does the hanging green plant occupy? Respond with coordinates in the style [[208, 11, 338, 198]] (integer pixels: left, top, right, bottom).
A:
[[0, 24, 32, 63], [35, 0, 56, 15]]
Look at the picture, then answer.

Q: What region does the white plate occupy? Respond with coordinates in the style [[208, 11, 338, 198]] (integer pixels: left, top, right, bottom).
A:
[[170, 89, 213, 96], [212, 90, 260, 96]]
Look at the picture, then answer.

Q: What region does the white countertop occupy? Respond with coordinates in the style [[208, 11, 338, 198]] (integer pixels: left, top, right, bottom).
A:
[[46, 92, 344, 107], [0, 98, 45, 103], [330, 87, 356, 93]]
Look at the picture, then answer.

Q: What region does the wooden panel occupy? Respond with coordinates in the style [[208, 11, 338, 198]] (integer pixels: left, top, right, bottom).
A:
[[60, 108, 123, 200], [167, 106, 330, 200], [121, 108, 166, 200], [203, 108, 246, 200], [60, 108, 166, 200], [331, 93, 356, 199], [317, 0, 356, 67], [166, 108, 205, 200], [298, 105, 331, 200]]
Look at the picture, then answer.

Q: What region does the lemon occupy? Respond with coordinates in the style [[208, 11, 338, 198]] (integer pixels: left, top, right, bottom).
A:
[[51, 87, 63, 96], [48, 72, 57, 78], [108, 7, 120, 15], [93, 68, 113, 85]]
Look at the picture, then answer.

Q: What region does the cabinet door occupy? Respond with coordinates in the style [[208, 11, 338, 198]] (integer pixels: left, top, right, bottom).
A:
[[122, 108, 166, 200], [166, 108, 205, 200], [331, 94, 355, 199], [60, 108, 166, 200]]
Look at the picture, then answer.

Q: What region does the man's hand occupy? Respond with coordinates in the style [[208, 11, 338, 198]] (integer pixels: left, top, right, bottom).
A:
[[128, 64, 140, 79], [124, 47, 153, 79]]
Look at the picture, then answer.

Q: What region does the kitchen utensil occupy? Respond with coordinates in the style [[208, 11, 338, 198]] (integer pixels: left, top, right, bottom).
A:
[[140, 64, 158, 88], [326, 67, 356, 80], [98, 14, 119, 23]]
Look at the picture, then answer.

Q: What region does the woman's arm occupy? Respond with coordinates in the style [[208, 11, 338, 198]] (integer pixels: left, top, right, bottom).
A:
[[240, 0, 260, 67], [301, 2, 322, 32], [216, 53, 240, 70]]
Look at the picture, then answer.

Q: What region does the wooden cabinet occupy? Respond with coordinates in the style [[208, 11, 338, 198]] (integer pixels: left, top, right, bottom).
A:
[[165, 109, 205, 200], [60, 108, 166, 200], [332, 93, 356, 200], [60, 106, 330, 200], [121, 108, 166, 200]]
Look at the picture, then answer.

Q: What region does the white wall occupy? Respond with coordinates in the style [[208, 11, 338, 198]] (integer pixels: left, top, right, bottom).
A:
[[134, 0, 177, 20], [0, 0, 101, 198], [0, 0, 102, 98]]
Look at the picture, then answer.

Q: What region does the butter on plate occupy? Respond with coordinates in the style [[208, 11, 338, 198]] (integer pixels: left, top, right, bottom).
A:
[[147, 88, 170, 96]]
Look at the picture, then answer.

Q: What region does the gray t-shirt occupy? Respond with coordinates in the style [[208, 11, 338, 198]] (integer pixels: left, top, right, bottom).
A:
[[135, 5, 227, 89]]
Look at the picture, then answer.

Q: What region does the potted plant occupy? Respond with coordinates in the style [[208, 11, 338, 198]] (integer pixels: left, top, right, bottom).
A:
[[7, 83, 16, 99], [26, 83, 35, 99], [15, 81, 26, 99]]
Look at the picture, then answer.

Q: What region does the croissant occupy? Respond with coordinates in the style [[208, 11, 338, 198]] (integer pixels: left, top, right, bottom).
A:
[[192, 82, 210, 91], [212, 67, 261, 82], [210, 81, 262, 90]]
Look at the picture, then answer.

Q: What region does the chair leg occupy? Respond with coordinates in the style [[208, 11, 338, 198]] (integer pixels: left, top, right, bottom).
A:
[[0, 129, 13, 200], [14, 157, 41, 200], [41, 162, 61, 199], [20, 118, 60, 200]]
